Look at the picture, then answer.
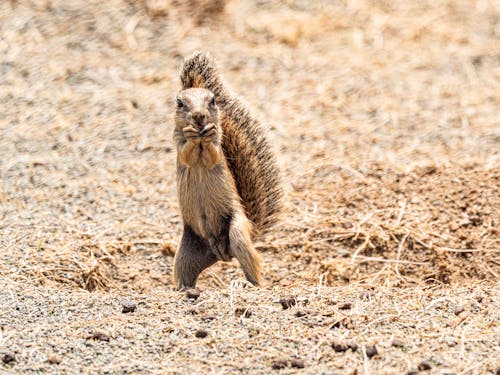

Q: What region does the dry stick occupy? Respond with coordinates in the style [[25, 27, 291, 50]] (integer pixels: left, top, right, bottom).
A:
[[361, 314, 399, 334], [362, 345, 370, 375], [317, 272, 327, 296], [460, 320, 471, 360], [207, 271, 225, 288], [484, 263, 498, 279], [351, 235, 371, 264], [124, 11, 143, 50], [458, 361, 486, 375], [356, 256, 428, 265], [395, 232, 410, 277], [367, 264, 390, 285], [394, 199, 407, 226], [353, 212, 376, 241]]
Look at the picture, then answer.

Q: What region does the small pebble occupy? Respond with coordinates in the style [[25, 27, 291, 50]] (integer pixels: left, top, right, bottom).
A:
[[364, 345, 378, 359], [339, 302, 352, 310], [195, 329, 208, 338], [2, 353, 15, 364], [271, 359, 286, 370], [405, 371, 418, 375], [248, 328, 260, 338], [186, 288, 201, 300], [359, 291, 371, 300], [121, 300, 136, 313], [453, 305, 464, 315], [200, 314, 217, 321], [91, 331, 110, 342], [332, 341, 349, 352], [391, 338, 405, 348], [279, 296, 296, 310], [271, 358, 304, 369], [289, 359, 305, 369], [418, 361, 432, 371], [347, 342, 358, 351], [445, 337, 458, 347], [235, 307, 252, 318], [47, 354, 61, 364]]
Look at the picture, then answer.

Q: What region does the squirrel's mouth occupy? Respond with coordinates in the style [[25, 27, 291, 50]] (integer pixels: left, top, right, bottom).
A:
[[194, 122, 206, 131]]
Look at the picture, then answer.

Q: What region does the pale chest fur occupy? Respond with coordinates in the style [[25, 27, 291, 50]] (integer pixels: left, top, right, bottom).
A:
[[177, 160, 239, 239]]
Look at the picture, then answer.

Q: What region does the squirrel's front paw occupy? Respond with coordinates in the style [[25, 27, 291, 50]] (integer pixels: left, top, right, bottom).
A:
[[183, 125, 201, 144], [200, 123, 218, 143]]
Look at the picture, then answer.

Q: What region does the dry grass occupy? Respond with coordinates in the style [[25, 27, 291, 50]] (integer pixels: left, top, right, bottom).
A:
[[0, 0, 499, 373]]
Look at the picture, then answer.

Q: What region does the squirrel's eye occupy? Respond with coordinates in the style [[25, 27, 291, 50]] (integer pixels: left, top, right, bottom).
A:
[[209, 96, 216, 107], [177, 99, 184, 108]]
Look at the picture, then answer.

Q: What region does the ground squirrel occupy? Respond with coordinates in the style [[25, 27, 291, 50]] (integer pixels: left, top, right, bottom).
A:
[[172, 52, 283, 289]]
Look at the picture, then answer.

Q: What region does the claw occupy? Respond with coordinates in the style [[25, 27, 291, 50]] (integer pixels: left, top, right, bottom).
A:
[[200, 123, 215, 136]]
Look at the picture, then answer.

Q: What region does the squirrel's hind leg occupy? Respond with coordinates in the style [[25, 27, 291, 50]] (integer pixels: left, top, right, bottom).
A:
[[173, 225, 217, 290], [229, 212, 263, 287]]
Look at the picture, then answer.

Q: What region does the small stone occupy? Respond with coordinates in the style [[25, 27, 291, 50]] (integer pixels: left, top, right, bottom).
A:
[[279, 296, 296, 310], [290, 359, 305, 368], [364, 345, 378, 359], [121, 300, 136, 313], [359, 291, 371, 300], [186, 288, 201, 300], [332, 341, 349, 352], [391, 338, 405, 348], [235, 307, 252, 318], [347, 342, 358, 351], [453, 305, 464, 315], [200, 314, 217, 321], [271, 358, 304, 369], [295, 310, 307, 317], [331, 317, 354, 329], [418, 361, 432, 371], [339, 302, 352, 310], [474, 294, 484, 303], [195, 329, 208, 338], [248, 328, 260, 338], [91, 331, 110, 342], [445, 337, 458, 347], [2, 353, 15, 364], [405, 371, 418, 375], [271, 359, 287, 370], [47, 354, 61, 364]]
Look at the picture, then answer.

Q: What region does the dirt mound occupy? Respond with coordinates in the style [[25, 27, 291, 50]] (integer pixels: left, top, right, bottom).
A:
[[275, 163, 499, 287]]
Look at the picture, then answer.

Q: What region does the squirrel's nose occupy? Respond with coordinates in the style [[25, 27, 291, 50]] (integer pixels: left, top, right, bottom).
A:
[[192, 112, 207, 127]]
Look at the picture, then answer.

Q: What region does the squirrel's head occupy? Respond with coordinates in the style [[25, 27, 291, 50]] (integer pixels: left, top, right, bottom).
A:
[[175, 88, 219, 131]]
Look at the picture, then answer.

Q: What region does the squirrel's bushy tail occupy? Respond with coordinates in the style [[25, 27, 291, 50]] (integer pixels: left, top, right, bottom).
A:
[[180, 52, 283, 235]]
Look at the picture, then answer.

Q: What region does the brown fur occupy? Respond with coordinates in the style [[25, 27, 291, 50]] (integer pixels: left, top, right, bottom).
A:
[[171, 53, 283, 289]]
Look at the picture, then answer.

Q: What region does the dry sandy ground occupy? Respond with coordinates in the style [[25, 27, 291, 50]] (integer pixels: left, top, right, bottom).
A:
[[0, 0, 499, 374]]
